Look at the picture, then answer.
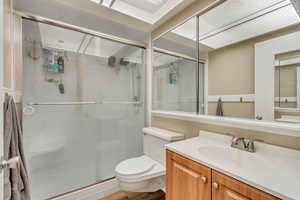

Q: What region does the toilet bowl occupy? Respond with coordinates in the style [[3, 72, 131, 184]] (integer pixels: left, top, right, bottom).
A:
[[116, 155, 165, 192], [115, 127, 184, 192]]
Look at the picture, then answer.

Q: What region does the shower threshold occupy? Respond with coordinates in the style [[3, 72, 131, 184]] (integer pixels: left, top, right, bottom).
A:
[[48, 177, 119, 200]]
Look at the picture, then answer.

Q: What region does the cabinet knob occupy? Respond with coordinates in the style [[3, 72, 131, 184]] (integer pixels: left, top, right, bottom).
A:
[[212, 182, 219, 189], [201, 176, 207, 183]]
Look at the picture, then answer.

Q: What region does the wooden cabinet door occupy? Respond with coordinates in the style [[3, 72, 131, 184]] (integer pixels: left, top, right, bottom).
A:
[[166, 150, 211, 200], [212, 170, 280, 200]]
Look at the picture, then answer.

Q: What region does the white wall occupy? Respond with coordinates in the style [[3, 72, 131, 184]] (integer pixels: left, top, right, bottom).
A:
[[255, 30, 300, 121]]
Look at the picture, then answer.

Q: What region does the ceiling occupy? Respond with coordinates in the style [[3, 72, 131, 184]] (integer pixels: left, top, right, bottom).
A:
[[89, 0, 185, 24], [172, 0, 300, 49], [26, 0, 300, 57]]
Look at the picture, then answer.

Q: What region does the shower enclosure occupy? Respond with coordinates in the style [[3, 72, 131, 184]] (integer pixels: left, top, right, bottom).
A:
[[22, 19, 145, 199]]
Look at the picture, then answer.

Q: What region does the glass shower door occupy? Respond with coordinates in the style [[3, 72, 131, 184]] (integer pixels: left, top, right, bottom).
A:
[[22, 19, 145, 199]]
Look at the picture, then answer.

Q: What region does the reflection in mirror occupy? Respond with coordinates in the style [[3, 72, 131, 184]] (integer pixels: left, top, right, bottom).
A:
[[152, 50, 205, 113], [274, 50, 300, 123], [153, 18, 206, 114], [153, 0, 300, 124]]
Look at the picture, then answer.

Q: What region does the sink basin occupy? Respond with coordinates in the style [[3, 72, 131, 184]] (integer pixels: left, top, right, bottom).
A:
[[198, 146, 241, 160], [198, 146, 259, 169]]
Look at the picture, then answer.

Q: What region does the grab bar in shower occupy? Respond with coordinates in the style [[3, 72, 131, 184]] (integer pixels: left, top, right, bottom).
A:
[[27, 101, 97, 106]]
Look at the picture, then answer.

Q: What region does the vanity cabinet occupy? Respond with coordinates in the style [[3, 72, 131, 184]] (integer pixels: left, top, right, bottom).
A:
[[166, 150, 281, 200], [212, 170, 280, 200], [166, 150, 211, 200]]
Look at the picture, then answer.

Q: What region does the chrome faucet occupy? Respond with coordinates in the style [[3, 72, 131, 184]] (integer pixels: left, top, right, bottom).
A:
[[231, 137, 247, 148], [231, 136, 256, 153]]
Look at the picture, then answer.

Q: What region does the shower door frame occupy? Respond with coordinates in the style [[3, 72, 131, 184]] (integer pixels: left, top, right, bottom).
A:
[[14, 10, 147, 199], [15, 11, 146, 49]]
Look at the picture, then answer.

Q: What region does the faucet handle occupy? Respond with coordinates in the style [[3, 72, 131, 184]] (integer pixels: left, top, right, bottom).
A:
[[246, 140, 255, 152], [245, 138, 263, 152], [231, 136, 244, 143], [231, 136, 237, 140]]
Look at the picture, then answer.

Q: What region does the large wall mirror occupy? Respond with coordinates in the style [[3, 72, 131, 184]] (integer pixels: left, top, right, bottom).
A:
[[274, 50, 300, 122], [152, 0, 300, 124]]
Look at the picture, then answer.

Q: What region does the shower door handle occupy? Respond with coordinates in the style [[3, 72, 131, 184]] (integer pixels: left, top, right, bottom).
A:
[[0, 156, 20, 173]]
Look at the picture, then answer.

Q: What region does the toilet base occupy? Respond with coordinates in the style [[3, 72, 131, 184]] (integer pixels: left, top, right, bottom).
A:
[[118, 176, 164, 193]]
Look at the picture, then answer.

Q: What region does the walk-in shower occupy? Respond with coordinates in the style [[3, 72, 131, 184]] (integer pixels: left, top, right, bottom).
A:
[[22, 18, 145, 199]]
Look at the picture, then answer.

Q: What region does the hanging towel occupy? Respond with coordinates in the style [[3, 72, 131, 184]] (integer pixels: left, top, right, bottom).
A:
[[4, 94, 31, 200], [216, 97, 224, 116]]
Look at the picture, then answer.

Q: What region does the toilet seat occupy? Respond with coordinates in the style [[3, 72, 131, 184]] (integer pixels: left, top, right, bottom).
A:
[[115, 155, 165, 183], [116, 156, 155, 176]]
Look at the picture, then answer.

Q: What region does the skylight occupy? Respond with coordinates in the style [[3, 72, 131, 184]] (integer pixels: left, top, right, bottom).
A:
[[172, 0, 300, 49], [89, 0, 184, 24]]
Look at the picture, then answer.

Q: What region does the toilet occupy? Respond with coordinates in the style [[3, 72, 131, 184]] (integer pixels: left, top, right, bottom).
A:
[[115, 127, 184, 192]]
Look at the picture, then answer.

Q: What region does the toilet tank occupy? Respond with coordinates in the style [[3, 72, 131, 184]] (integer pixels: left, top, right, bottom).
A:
[[143, 127, 184, 166]]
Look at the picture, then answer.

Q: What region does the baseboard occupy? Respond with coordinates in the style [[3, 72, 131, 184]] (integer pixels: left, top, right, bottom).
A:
[[54, 179, 120, 200]]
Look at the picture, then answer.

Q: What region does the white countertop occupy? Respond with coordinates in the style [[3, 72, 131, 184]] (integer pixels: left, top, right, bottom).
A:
[[165, 131, 300, 200]]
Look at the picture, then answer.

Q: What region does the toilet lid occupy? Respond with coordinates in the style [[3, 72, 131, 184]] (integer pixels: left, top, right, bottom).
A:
[[116, 156, 156, 176]]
